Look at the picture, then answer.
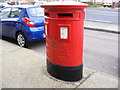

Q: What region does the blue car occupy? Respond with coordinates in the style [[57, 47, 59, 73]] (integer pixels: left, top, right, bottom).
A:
[[0, 5, 45, 47]]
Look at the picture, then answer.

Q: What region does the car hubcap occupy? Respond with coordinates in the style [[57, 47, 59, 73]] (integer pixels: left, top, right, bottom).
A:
[[17, 34, 25, 47]]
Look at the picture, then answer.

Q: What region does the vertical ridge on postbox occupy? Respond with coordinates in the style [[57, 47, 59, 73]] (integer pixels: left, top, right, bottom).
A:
[[41, 1, 88, 81]]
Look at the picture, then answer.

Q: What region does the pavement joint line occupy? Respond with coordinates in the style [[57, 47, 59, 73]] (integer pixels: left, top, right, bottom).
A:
[[75, 72, 95, 89], [75, 70, 119, 88], [42, 66, 95, 87], [84, 67, 97, 73], [84, 27, 120, 34]]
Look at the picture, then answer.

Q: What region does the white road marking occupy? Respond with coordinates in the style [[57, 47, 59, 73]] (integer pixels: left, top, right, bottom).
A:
[[85, 10, 118, 16], [85, 9, 119, 14], [93, 13, 118, 16], [86, 19, 113, 23], [98, 7, 119, 9]]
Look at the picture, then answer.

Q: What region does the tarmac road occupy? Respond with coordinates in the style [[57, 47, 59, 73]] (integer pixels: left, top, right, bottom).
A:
[[1, 29, 118, 77], [28, 29, 118, 77], [85, 7, 119, 25]]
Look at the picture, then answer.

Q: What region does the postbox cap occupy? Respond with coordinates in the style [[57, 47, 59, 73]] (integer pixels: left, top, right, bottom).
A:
[[41, 1, 88, 8]]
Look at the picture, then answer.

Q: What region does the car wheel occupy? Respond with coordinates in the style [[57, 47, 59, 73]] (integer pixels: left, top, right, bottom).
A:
[[17, 32, 29, 47], [104, 5, 107, 7]]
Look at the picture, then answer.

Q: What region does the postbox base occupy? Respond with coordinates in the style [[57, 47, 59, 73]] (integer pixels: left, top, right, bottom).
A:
[[47, 60, 83, 81]]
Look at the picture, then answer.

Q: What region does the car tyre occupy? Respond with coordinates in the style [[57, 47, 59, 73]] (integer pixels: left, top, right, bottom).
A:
[[103, 5, 106, 7], [16, 32, 29, 48]]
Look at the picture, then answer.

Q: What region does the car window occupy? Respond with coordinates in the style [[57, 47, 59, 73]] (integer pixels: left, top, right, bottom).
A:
[[27, 7, 44, 17], [9, 8, 22, 17], [0, 8, 11, 18]]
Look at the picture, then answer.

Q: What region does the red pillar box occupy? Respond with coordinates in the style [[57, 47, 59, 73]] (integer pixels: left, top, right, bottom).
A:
[[41, 1, 88, 81]]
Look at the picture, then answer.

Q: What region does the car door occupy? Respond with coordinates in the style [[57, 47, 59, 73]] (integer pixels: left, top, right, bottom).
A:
[[6, 8, 22, 38], [0, 7, 11, 36]]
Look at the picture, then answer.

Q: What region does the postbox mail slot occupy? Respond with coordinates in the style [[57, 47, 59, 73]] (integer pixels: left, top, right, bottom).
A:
[[45, 12, 50, 17], [58, 13, 73, 18]]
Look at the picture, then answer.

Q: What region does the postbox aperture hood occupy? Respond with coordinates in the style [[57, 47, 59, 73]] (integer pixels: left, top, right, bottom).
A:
[[41, 1, 88, 9]]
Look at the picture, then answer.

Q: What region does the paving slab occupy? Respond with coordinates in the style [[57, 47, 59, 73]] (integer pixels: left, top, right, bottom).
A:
[[1, 37, 118, 88], [43, 66, 94, 86], [1, 40, 94, 88], [1, 38, 94, 88], [0, 25, 2, 90], [0, 39, 2, 54], [84, 21, 119, 33], [0, 39, 2, 89], [1, 40, 20, 54], [2, 46, 93, 88], [0, 54, 2, 90], [78, 72, 118, 88]]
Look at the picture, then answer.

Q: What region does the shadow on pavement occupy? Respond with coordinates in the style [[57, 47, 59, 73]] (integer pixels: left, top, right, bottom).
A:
[[27, 39, 46, 55], [28, 39, 46, 49], [1, 36, 46, 49], [1, 36, 17, 45]]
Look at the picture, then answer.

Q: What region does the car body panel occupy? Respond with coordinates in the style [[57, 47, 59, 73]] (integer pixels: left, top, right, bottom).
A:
[[0, 5, 45, 42]]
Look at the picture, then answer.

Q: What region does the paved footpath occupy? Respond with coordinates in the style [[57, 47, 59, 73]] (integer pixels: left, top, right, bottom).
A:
[[84, 21, 119, 33], [0, 39, 118, 89], [0, 21, 119, 89]]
